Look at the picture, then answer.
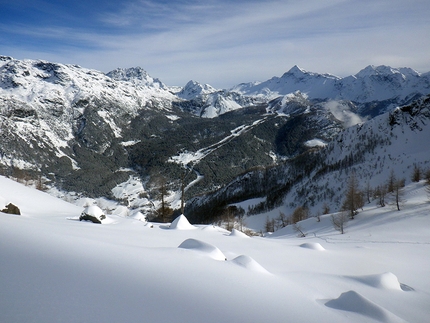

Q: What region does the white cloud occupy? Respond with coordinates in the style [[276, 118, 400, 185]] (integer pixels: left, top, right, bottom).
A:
[[324, 101, 364, 128]]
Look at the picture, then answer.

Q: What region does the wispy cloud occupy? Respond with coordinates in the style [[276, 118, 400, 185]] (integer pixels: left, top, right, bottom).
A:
[[1, 0, 429, 87]]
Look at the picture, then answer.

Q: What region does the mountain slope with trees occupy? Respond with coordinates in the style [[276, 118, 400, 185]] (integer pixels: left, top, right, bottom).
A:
[[185, 95, 430, 227], [0, 55, 429, 224]]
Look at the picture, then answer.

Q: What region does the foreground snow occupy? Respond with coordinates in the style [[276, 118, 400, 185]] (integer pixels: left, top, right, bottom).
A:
[[1, 176, 429, 323]]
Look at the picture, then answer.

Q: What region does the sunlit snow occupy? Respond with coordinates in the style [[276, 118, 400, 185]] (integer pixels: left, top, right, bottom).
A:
[[1, 176, 429, 323]]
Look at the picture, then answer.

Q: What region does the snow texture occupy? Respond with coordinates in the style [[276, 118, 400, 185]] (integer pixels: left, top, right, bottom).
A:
[[1, 175, 430, 323]]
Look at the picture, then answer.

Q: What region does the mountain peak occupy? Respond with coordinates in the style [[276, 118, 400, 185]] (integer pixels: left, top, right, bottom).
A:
[[285, 65, 307, 76], [177, 80, 217, 100], [355, 65, 404, 78], [106, 67, 166, 89], [107, 67, 149, 81]]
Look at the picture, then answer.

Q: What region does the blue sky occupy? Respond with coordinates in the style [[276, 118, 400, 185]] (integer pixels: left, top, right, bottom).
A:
[[1, 0, 429, 88]]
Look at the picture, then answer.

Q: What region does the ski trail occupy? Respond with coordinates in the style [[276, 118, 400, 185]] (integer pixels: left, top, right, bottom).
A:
[[169, 117, 268, 167], [185, 169, 203, 192]]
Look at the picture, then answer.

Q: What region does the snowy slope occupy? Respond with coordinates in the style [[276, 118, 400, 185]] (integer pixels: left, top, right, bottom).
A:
[[1, 175, 430, 323]]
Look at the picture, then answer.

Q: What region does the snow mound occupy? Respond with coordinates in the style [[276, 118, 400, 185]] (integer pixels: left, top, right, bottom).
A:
[[178, 239, 226, 261], [325, 290, 403, 322], [169, 215, 196, 230], [231, 255, 270, 274], [229, 229, 250, 238], [201, 225, 229, 233], [129, 211, 146, 222], [352, 272, 402, 291], [299, 242, 325, 251]]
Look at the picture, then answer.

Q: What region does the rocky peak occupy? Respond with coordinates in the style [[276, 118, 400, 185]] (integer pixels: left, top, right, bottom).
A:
[[176, 80, 218, 100], [283, 65, 307, 78], [106, 67, 166, 89]]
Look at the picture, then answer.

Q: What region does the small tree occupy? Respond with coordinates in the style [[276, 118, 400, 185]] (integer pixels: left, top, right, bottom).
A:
[[425, 169, 430, 201], [293, 223, 306, 237], [35, 175, 45, 191], [236, 207, 246, 232], [153, 176, 173, 223], [217, 206, 245, 231], [390, 179, 405, 211], [180, 171, 186, 215], [341, 173, 363, 219], [387, 169, 396, 193], [374, 184, 386, 207], [364, 181, 372, 204], [425, 168, 430, 184], [322, 203, 330, 215], [331, 212, 348, 234], [291, 206, 309, 224], [264, 216, 275, 233], [275, 212, 290, 230], [412, 164, 421, 182]]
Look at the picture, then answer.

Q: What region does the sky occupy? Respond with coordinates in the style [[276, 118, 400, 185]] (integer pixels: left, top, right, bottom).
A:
[[0, 0, 429, 88]]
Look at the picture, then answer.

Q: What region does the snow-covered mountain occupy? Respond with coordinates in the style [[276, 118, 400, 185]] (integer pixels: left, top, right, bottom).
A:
[[1, 55, 429, 223], [174, 80, 264, 118], [163, 64, 430, 119], [106, 66, 168, 90], [185, 95, 430, 224], [176, 80, 218, 100], [0, 56, 175, 201], [231, 65, 430, 115], [0, 56, 175, 165], [0, 56, 175, 108]]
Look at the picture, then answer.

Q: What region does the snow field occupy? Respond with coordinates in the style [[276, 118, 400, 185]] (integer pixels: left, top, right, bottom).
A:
[[1, 176, 430, 323]]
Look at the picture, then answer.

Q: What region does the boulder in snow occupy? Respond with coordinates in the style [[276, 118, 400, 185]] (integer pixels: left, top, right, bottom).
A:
[[79, 205, 106, 224], [1, 202, 21, 215]]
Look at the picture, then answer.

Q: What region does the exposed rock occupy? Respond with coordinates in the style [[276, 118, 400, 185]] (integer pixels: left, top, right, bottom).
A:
[[1, 203, 21, 215], [79, 205, 106, 224]]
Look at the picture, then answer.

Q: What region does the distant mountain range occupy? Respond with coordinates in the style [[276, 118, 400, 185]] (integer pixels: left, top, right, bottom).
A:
[[0, 55, 429, 223], [232, 65, 430, 102]]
